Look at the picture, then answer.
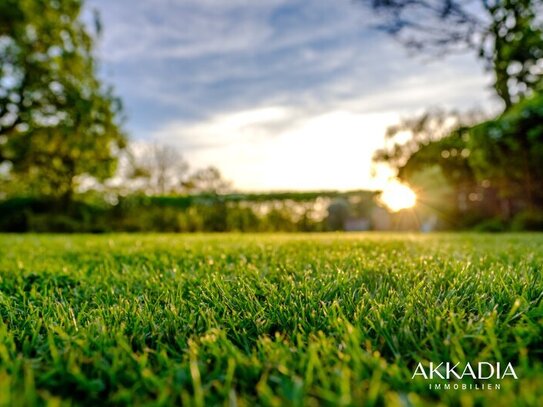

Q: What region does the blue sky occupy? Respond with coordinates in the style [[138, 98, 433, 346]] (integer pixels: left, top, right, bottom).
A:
[[88, 0, 496, 191]]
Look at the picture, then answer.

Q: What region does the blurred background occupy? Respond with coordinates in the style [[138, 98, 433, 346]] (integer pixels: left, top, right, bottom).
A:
[[1, 0, 542, 232]]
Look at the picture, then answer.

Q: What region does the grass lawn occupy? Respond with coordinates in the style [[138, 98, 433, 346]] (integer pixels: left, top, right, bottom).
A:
[[0, 233, 542, 406]]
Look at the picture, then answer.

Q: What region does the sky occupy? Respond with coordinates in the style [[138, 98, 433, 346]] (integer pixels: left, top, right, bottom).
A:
[[87, 0, 496, 191]]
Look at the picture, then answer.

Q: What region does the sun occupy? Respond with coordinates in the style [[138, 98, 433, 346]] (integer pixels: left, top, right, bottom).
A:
[[380, 181, 417, 212]]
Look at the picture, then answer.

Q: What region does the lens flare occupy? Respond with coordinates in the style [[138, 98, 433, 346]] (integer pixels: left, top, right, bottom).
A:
[[380, 181, 417, 212]]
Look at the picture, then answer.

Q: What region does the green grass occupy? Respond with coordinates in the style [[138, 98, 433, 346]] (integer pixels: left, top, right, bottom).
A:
[[0, 233, 542, 406]]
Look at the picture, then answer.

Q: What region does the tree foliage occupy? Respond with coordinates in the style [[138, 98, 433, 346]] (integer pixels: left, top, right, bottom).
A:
[[0, 0, 125, 203], [184, 166, 232, 194], [469, 92, 543, 207], [379, 93, 543, 222], [373, 109, 481, 171], [365, 1, 543, 224], [398, 128, 475, 188], [360, 0, 543, 108]]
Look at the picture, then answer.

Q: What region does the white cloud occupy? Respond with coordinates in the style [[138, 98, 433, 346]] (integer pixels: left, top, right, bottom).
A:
[[150, 106, 297, 150], [147, 105, 398, 190], [91, 0, 286, 62], [145, 56, 498, 192], [87, 0, 499, 190]]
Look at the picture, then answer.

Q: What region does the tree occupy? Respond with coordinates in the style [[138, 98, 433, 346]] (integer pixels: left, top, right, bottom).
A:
[[373, 110, 491, 223], [375, 94, 543, 222], [184, 166, 231, 194], [364, 1, 543, 226], [374, 109, 477, 171], [359, 0, 543, 109], [468, 92, 543, 212], [0, 0, 125, 205], [124, 143, 189, 195]]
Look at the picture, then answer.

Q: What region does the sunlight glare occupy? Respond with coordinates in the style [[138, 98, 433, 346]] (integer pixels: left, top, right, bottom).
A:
[[380, 181, 417, 212]]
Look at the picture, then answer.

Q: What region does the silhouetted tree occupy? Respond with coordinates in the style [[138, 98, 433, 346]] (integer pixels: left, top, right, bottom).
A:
[[374, 109, 480, 171], [125, 143, 189, 195], [184, 166, 231, 194]]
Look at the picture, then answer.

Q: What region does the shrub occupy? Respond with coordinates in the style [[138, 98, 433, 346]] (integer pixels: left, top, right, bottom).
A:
[[473, 218, 507, 232], [511, 210, 543, 231]]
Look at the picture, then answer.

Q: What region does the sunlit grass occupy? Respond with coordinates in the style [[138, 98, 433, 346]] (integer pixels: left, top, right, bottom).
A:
[[0, 233, 542, 406]]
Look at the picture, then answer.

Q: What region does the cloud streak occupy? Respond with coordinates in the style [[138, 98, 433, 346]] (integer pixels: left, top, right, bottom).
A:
[[87, 0, 497, 190]]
